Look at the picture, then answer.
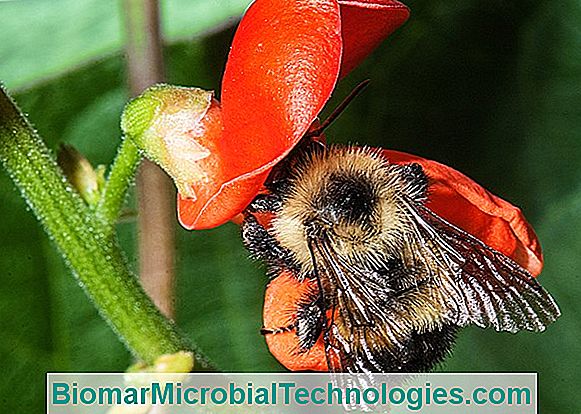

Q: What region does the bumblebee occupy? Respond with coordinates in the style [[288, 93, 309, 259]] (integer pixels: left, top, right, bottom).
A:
[[241, 142, 560, 373]]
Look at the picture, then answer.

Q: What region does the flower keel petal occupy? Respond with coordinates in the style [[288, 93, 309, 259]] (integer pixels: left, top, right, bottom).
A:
[[384, 150, 543, 276]]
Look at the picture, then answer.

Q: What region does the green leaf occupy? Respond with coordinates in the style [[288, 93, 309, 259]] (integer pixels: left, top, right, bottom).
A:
[[176, 224, 281, 371], [0, 0, 252, 89]]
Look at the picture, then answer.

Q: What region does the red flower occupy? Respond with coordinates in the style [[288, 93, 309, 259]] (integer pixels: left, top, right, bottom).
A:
[[123, 0, 545, 371], [168, 0, 541, 270], [177, 0, 410, 230]]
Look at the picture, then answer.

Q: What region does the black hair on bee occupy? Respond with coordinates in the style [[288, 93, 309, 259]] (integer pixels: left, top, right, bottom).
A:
[[242, 142, 560, 373]]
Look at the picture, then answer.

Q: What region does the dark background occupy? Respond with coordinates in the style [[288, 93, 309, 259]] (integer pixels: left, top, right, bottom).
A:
[[1, 0, 579, 412]]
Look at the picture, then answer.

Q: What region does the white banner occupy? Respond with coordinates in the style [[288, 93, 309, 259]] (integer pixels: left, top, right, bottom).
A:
[[47, 372, 536, 414]]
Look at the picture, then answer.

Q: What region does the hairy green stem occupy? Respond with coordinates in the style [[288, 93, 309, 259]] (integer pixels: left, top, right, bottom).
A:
[[96, 137, 141, 234], [0, 85, 190, 365]]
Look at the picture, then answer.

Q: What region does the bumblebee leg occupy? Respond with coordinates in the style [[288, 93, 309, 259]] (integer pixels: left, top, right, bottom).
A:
[[295, 297, 324, 351], [260, 324, 296, 335], [241, 214, 299, 275], [260, 297, 324, 353], [391, 162, 428, 201], [246, 193, 283, 213]]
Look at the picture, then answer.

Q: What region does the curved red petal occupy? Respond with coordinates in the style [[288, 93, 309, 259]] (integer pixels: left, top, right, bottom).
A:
[[338, 0, 410, 77], [384, 150, 543, 276], [263, 271, 329, 371], [185, 0, 343, 229]]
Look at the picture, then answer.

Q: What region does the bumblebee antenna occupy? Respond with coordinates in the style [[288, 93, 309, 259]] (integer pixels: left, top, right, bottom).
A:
[[306, 79, 371, 138]]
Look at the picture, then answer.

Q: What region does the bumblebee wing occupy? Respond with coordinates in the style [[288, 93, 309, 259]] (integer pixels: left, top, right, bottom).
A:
[[405, 203, 561, 333], [308, 236, 413, 373], [306, 202, 560, 373]]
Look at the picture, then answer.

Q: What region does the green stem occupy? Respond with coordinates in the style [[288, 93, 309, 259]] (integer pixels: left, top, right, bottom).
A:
[[96, 137, 141, 233], [0, 85, 190, 365]]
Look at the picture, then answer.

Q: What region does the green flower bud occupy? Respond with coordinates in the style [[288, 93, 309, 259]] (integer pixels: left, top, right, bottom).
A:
[[121, 84, 217, 199], [57, 144, 104, 206]]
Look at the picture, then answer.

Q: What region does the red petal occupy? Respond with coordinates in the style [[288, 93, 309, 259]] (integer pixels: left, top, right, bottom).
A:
[[180, 0, 343, 229], [384, 150, 543, 276], [263, 271, 329, 371], [338, 0, 410, 77]]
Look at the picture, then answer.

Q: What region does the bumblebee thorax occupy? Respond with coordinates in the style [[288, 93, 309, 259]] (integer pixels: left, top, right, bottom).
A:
[[271, 147, 414, 272]]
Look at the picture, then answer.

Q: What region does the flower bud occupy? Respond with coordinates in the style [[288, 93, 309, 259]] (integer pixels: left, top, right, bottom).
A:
[[121, 84, 222, 201], [57, 144, 103, 206]]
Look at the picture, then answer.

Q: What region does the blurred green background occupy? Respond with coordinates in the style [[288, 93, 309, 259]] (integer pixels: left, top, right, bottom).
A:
[[0, 0, 579, 412]]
